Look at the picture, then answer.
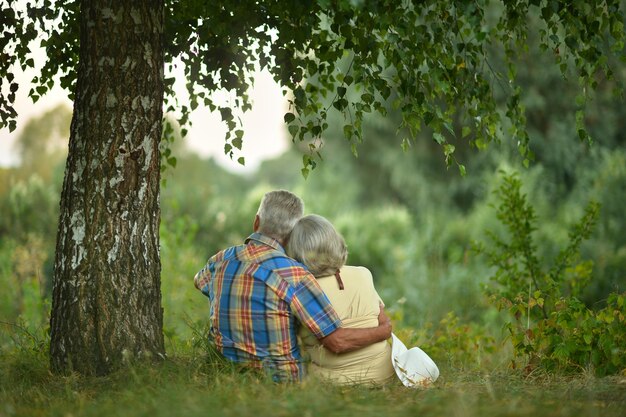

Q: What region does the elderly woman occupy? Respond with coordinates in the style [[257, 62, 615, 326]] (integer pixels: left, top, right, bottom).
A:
[[286, 214, 396, 385]]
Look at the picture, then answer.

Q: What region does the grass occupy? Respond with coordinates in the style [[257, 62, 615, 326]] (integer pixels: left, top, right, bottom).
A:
[[1, 346, 625, 417]]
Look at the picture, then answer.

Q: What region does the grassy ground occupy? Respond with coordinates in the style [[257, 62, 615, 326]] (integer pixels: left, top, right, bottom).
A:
[[1, 348, 625, 417]]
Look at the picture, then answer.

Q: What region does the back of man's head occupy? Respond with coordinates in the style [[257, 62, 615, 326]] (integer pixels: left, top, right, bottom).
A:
[[256, 190, 304, 243]]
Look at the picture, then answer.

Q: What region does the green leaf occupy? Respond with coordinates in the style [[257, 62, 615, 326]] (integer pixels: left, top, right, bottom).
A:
[[337, 86, 347, 97], [443, 122, 455, 136], [433, 132, 445, 144], [575, 94, 586, 106], [219, 107, 232, 121], [575, 110, 584, 125], [380, 85, 391, 100], [237, 157, 245, 165], [424, 112, 434, 126], [351, 143, 358, 157], [302, 154, 311, 168], [565, 36, 578, 50], [232, 137, 243, 150], [294, 87, 306, 108], [288, 124, 299, 139], [361, 93, 374, 104], [167, 157, 177, 168], [284, 112, 296, 123], [332, 98, 348, 111], [343, 124, 353, 140], [401, 137, 410, 152]]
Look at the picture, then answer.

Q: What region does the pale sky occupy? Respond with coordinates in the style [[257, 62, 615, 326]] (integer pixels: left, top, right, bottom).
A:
[[0, 50, 289, 173]]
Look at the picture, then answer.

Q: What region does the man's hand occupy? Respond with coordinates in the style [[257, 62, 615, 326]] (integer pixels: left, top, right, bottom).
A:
[[377, 303, 392, 339]]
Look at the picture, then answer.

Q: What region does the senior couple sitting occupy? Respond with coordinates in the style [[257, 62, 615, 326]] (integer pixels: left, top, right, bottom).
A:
[[194, 190, 438, 386]]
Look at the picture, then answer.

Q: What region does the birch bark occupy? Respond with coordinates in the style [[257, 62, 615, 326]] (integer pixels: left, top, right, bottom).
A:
[[50, 0, 165, 375]]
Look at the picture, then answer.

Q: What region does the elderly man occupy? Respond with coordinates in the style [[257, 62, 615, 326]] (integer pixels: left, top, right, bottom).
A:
[[194, 190, 391, 382]]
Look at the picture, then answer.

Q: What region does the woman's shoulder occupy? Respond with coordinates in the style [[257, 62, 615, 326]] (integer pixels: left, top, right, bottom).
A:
[[342, 265, 371, 273], [341, 265, 374, 281]]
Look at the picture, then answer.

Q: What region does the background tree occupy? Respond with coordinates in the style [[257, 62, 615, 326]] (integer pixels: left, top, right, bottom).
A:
[[0, 105, 70, 327], [1, 0, 624, 375]]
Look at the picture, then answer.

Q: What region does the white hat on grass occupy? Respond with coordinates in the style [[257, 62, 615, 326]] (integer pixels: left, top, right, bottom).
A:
[[391, 333, 440, 388]]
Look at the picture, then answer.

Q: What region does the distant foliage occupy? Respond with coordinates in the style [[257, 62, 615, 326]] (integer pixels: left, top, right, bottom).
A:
[[476, 172, 626, 375], [0, 175, 59, 243]]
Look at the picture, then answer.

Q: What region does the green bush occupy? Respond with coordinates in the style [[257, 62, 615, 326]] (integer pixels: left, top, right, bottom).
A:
[[476, 171, 626, 375], [393, 310, 498, 371]]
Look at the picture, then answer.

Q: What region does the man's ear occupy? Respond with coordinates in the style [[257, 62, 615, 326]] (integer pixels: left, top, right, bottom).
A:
[[253, 215, 260, 232]]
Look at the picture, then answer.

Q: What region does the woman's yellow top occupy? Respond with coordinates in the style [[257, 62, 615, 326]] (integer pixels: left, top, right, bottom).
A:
[[300, 265, 396, 385]]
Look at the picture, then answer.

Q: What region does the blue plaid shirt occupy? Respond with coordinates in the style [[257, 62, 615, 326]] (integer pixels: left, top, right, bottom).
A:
[[194, 233, 342, 381]]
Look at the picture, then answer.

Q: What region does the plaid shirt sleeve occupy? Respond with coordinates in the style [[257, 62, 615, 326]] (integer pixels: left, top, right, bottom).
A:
[[194, 263, 212, 298], [290, 273, 342, 339]]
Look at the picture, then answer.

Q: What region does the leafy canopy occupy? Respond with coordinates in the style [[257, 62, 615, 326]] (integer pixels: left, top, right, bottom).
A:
[[1, 0, 624, 174]]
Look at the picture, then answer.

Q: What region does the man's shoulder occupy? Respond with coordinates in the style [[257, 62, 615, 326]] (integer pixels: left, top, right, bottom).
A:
[[210, 243, 245, 263], [260, 253, 309, 276], [246, 249, 313, 286], [211, 242, 308, 275]]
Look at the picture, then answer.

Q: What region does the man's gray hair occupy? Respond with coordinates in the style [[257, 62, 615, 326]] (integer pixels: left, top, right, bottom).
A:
[[286, 214, 348, 277], [256, 190, 304, 243]]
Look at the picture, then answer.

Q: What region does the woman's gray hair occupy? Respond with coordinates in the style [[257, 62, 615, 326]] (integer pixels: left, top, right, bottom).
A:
[[256, 190, 304, 243], [286, 214, 348, 277]]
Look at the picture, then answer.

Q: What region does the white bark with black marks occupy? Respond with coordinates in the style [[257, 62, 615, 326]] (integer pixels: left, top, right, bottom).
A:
[[50, 0, 165, 376]]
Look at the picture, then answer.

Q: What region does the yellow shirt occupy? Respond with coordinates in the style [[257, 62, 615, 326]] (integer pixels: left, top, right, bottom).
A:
[[300, 265, 396, 385]]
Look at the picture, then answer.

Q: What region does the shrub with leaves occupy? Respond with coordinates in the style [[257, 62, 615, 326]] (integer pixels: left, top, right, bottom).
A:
[[391, 305, 496, 371], [475, 171, 626, 375]]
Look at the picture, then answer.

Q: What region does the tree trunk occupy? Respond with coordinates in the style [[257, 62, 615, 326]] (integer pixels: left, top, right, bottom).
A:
[[50, 0, 165, 375]]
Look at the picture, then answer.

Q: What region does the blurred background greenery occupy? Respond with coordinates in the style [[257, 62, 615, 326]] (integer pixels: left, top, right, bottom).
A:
[[1, 24, 625, 373]]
